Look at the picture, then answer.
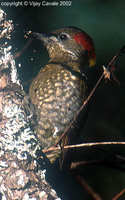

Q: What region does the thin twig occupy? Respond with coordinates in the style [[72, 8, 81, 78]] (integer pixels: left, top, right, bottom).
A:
[[43, 141, 125, 153], [70, 160, 99, 169], [70, 158, 125, 172], [76, 175, 102, 200], [53, 45, 125, 147], [112, 188, 125, 200], [14, 38, 33, 59]]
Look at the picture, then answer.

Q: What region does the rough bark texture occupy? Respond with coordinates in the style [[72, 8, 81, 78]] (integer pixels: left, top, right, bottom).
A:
[[0, 8, 60, 200]]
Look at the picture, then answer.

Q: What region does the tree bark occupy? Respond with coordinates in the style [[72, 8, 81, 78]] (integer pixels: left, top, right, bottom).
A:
[[0, 8, 60, 200]]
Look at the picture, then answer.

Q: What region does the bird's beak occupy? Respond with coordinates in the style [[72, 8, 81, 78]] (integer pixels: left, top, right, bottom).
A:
[[26, 31, 49, 44]]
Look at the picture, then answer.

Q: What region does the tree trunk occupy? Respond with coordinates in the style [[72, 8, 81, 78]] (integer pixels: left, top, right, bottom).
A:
[[0, 8, 60, 200]]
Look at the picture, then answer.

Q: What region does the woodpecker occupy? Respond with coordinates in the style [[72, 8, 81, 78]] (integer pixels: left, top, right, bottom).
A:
[[29, 27, 96, 166]]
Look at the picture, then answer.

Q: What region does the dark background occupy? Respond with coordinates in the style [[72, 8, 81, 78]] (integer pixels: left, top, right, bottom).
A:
[[2, 0, 125, 199]]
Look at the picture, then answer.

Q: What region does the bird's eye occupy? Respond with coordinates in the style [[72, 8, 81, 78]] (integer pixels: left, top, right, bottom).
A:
[[59, 33, 68, 41]]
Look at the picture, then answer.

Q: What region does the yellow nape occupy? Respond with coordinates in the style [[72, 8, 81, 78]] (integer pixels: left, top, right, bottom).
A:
[[89, 58, 96, 67]]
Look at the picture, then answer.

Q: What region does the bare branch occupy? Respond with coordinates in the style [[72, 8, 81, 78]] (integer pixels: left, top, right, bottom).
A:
[[76, 175, 102, 200], [53, 45, 125, 147], [43, 141, 125, 153], [112, 188, 125, 200]]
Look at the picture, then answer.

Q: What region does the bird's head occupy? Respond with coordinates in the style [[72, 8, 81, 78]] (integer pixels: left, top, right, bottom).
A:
[[29, 27, 96, 70]]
